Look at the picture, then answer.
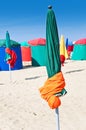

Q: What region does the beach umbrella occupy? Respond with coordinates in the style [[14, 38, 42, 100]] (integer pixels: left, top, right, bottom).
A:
[[5, 31, 12, 81], [66, 38, 68, 49], [28, 38, 46, 45], [60, 35, 68, 66], [67, 41, 74, 59], [5, 31, 17, 81], [39, 6, 67, 130], [5, 31, 17, 68]]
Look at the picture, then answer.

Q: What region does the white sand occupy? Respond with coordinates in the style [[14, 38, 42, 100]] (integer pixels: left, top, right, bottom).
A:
[[0, 60, 86, 130]]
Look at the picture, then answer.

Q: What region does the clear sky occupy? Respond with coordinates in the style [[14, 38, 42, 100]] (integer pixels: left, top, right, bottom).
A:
[[0, 0, 86, 43]]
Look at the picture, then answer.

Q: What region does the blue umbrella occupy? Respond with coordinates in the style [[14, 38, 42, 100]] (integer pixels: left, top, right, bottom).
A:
[[66, 38, 68, 49]]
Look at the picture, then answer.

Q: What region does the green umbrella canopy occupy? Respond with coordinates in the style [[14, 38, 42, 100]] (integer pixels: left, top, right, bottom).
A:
[[4, 31, 19, 61], [46, 6, 67, 96], [39, 6, 67, 110], [6, 31, 11, 48], [46, 6, 61, 78]]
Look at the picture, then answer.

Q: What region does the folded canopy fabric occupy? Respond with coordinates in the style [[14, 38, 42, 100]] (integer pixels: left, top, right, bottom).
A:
[[39, 72, 65, 109], [5, 48, 17, 68]]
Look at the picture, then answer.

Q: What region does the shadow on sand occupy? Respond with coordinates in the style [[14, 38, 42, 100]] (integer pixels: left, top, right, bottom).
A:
[[65, 69, 85, 74], [25, 75, 47, 80]]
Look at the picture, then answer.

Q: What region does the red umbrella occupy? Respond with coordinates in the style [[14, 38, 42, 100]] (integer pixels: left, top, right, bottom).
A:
[[28, 38, 46, 45], [75, 38, 86, 44]]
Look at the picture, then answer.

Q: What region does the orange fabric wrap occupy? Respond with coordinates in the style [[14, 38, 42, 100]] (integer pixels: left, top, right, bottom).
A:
[[39, 72, 65, 109], [5, 48, 17, 68]]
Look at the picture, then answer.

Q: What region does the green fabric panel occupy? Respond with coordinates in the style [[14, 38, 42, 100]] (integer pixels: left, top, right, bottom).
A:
[[20, 41, 30, 47], [31, 45, 46, 66], [71, 44, 86, 60], [0, 39, 20, 47], [46, 7, 61, 78]]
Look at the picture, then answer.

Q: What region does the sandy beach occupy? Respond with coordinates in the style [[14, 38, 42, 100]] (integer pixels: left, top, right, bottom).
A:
[[0, 60, 86, 130]]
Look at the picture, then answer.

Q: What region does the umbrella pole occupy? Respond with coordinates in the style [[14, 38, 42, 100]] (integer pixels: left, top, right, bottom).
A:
[[55, 108, 60, 130], [9, 64, 12, 82]]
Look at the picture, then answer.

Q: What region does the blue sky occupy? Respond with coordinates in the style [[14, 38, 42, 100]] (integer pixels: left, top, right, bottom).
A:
[[0, 0, 86, 43]]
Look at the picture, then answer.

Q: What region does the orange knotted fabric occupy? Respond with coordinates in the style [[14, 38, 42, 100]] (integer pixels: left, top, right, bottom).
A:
[[39, 71, 65, 109]]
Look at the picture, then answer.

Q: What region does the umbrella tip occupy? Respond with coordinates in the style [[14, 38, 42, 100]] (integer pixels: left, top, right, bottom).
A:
[[48, 5, 52, 9]]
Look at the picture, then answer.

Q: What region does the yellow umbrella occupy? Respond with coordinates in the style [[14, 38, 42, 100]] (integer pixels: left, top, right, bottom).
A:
[[60, 35, 68, 66]]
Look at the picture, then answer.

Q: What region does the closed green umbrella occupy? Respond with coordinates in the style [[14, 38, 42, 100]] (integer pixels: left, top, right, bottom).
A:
[[5, 31, 17, 81], [5, 31, 11, 61], [5, 31, 17, 68], [5, 31, 12, 81], [39, 6, 67, 130]]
